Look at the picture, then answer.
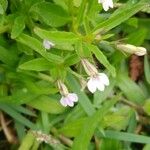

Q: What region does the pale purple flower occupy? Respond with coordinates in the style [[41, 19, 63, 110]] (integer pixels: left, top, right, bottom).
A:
[[43, 39, 55, 49], [60, 93, 78, 107], [98, 0, 114, 11], [57, 80, 78, 107], [87, 73, 109, 93]]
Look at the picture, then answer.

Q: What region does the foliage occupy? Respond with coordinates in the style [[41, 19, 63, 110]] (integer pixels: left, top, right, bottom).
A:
[[0, 0, 150, 150]]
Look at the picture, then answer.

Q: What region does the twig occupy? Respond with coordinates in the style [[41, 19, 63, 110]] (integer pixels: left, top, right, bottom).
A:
[[0, 112, 17, 144], [121, 99, 145, 115]]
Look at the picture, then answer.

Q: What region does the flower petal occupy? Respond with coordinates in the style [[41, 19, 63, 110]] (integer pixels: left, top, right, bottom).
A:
[[99, 73, 109, 86], [135, 47, 147, 56], [102, 2, 109, 11], [108, 0, 113, 8], [95, 77, 105, 91], [98, 0, 102, 4], [87, 77, 97, 93], [98, 0, 113, 11], [60, 97, 68, 107], [68, 93, 78, 102], [43, 39, 54, 49], [65, 96, 74, 107]]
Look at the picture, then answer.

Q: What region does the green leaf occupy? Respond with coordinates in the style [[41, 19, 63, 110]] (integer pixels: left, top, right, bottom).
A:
[[0, 4, 4, 14], [34, 27, 79, 44], [127, 28, 147, 46], [18, 131, 35, 150], [28, 95, 65, 114], [19, 58, 55, 71], [67, 73, 95, 116], [89, 44, 116, 77], [64, 54, 80, 67], [17, 33, 63, 64], [144, 55, 150, 84], [0, 0, 8, 14], [0, 46, 17, 66], [143, 99, 150, 116], [15, 121, 26, 140], [143, 144, 150, 150], [64, 105, 86, 123], [0, 90, 39, 105], [97, 130, 150, 144], [94, 78, 116, 106], [73, 0, 82, 7], [100, 139, 122, 150], [93, 1, 148, 34], [75, 0, 86, 28], [11, 15, 25, 39], [117, 74, 146, 104], [72, 99, 117, 150], [102, 107, 132, 131], [53, 0, 68, 11], [10, 105, 36, 116], [59, 118, 87, 137], [0, 104, 36, 129], [23, 80, 58, 95], [30, 2, 70, 27]]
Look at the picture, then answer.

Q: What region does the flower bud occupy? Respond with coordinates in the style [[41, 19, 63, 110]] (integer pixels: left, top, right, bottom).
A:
[[57, 80, 68, 96], [43, 39, 55, 49], [117, 44, 147, 56], [81, 59, 98, 76], [135, 47, 147, 56]]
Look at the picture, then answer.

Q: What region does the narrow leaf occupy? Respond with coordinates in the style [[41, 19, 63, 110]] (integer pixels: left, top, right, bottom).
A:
[[67, 73, 95, 116], [144, 55, 150, 84], [72, 99, 117, 150], [97, 130, 150, 144], [0, 104, 36, 129], [93, 1, 148, 34], [11, 15, 25, 39], [19, 58, 54, 71], [34, 27, 79, 44], [30, 2, 70, 27], [17, 33, 63, 64], [28, 95, 65, 114], [117, 74, 146, 104], [89, 44, 116, 77]]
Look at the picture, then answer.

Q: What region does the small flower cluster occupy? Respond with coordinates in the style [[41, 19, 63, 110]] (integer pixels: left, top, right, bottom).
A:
[[56, 59, 109, 107], [32, 130, 59, 145], [42, 39, 110, 107], [42, 39, 147, 108]]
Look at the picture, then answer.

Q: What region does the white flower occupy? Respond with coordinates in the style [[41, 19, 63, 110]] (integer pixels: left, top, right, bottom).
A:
[[81, 59, 109, 93], [98, 0, 114, 11], [60, 93, 78, 107], [43, 39, 55, 49], [87, 73, 109, 93]]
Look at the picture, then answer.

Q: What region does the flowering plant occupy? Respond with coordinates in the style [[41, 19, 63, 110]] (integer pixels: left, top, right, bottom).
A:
[[0, 0, 150, 149]]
